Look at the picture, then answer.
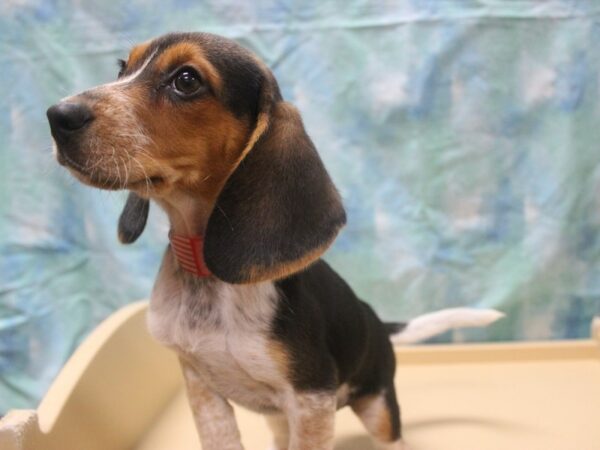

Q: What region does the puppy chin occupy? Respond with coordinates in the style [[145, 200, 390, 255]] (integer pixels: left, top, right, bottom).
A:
[[54, 142, 166, 194], [68, 169, 109, 189], [55, 151, 76, 170], [58, 156, 120, 191], [54, 144, 85, 171], [75, 166, 167, 194]]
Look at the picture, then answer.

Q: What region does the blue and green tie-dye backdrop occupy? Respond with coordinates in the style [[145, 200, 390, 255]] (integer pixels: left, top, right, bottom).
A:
[[2, 0, 600, 411]]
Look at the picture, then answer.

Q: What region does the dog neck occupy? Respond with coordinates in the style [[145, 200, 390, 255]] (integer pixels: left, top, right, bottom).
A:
[[156, 192, 213, 237], [156, 192, 215, 278]]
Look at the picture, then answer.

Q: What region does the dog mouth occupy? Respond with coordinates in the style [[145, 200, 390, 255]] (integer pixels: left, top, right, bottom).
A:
[[127, 175, 165, 190], [57, 149, 165, 191]]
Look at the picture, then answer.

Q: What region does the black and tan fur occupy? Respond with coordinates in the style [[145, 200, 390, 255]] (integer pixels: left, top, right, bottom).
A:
[[47, 32, 502, 450]]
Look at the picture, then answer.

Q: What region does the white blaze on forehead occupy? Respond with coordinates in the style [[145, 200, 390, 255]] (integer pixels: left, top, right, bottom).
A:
[[101, 48, 159, 89], [58, 48, 159, 104]]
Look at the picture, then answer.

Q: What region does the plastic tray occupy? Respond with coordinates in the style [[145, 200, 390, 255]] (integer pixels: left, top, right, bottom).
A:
[[1, 301, 599, 450]]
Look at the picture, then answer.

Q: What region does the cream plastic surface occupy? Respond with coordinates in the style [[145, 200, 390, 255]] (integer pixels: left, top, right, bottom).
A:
[[1, 301, 599, 450]]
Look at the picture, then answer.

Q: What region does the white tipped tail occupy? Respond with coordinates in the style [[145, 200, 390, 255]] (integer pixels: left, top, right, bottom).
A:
[[390, 308, 505, 345]]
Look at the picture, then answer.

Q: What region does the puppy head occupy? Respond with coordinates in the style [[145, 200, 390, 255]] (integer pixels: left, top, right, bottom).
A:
[[48, 32, 346, 283], [48, 33, 259, 198]]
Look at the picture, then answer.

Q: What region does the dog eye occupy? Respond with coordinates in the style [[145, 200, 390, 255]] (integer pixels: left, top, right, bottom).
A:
[[172, 68, 203, 96]]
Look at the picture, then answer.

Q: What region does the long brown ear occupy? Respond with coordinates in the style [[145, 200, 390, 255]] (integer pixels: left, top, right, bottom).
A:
[[204, 101, 346, 284], [118, 192, 149, 244]]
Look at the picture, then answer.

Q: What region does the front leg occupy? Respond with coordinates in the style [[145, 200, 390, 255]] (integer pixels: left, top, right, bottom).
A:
[[285, 390, 336, 450], [180, 359, 244, 450], [266, 413, 290, 450]]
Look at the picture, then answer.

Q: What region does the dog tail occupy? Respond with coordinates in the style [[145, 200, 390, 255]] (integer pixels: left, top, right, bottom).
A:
[[386, 308, 504, 345]]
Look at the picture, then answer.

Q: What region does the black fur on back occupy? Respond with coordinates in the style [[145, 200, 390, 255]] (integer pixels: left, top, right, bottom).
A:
[[272, 259, 397, 401]]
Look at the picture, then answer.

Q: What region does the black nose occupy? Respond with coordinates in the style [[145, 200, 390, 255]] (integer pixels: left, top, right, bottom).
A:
[[47, 102, 94, 140]]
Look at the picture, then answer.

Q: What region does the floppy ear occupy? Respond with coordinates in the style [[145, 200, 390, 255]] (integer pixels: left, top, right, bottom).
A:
[[204, 99, 346, 284], [118, 192, 150, 244]]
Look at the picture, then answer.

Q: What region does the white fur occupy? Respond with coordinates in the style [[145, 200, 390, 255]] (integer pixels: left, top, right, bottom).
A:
[[265, 390, 338, 450], [149, 243, 502, 449], [148, 250, 350, 450], [390, 307, 505, 345], [148, 250, 288, 413], [103, 49, 158, 88], [60, 49, 157, 106], [286, 391, 336, 450], [180, 361, 244, 450], [53, 50, 157, 188]]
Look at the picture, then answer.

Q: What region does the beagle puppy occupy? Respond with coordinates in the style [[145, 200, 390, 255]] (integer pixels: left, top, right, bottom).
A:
[[47, 32, 503, 450]]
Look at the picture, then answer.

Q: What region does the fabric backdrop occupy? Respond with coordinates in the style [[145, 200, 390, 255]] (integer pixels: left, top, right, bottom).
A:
[[1, 0, 600, 412]]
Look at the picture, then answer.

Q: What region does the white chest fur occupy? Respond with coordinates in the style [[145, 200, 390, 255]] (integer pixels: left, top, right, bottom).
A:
[[147, 251, 287, 412]]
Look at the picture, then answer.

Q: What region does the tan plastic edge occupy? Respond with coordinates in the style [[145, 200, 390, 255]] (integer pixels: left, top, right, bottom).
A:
[[1, 306, 599, 450], [37, 301, 148, 432], [592, 316, 600, 343], [0, 410, 40, 450]]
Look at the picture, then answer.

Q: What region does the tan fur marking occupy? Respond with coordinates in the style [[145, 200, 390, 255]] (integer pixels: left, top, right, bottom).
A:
[[244, 230, 341, 283], [61, 73, 249, 202], [231, 112, 270, 173], [266, 414, 290, 450], [267, 339, 290, 379], [377, 409, 393, 442], [351, 394, 395, 443], [154, 42, 222, 92], [127, 41, 151, 67], [129, 83, 249, 200], [56, 36, 262, 218], [219, 66, 277, 181]]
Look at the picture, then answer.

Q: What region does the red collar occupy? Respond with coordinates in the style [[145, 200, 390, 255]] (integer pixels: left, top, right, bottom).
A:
[[168, 231, 211, 277]]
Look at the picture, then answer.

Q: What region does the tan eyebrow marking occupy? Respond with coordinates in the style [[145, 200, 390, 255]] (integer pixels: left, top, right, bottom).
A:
[[154, 42, 222, 93], [127, 40, 152, 68], [102, 49, 157, 88]]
